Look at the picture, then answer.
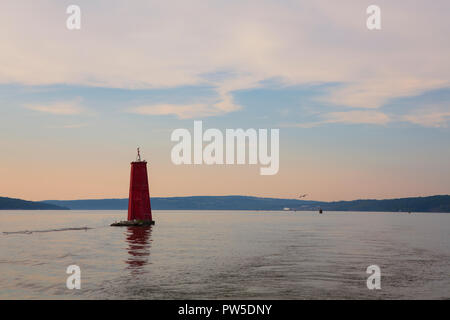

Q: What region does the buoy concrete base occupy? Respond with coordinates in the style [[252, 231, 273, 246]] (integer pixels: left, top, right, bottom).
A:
[[110, 220, 155, 227]]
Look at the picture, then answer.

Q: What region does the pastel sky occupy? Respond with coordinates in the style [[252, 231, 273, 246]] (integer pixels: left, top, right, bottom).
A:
[[0, 0, 449, 201]]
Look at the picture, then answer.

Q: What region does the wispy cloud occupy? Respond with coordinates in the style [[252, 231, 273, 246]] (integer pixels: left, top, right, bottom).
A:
[[325, 110, 391, 125], [1, 0, 449, 118], [282, 105, 450, 128], [129, 103, 216, 119], [402, 110, 450, 128], [282, 110, 391, 128], [129, 96, 241, 119], [25, 100, 85, 115], [128, 84, 243, 118], [46, 123, 89, 129]]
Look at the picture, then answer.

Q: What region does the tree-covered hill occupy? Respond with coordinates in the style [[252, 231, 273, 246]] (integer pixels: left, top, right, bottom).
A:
[[0, 197, 68, 210]]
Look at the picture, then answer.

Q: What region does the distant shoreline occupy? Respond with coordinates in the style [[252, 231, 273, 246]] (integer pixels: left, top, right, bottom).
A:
[[2, 195, 449, 213]]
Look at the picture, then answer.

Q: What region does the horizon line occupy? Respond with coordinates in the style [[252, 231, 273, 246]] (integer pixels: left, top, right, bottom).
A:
[[6, 194, 447, 203]]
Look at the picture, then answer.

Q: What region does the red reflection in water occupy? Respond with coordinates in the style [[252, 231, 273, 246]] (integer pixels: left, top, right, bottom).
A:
[[125, 226, 152, 273]]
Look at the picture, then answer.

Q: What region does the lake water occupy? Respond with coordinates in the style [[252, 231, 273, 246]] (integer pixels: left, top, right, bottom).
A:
[[0, 210, 449, 299]]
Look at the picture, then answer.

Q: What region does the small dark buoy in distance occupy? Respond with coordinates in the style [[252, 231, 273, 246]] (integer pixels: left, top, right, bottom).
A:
[[319, 208, 323, 214]]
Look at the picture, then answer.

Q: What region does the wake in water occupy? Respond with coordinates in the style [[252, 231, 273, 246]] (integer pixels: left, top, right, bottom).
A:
[[3, 227, 92, 235]]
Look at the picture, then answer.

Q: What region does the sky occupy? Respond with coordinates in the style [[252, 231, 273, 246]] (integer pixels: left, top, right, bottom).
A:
[[0, 0, 449, 201]]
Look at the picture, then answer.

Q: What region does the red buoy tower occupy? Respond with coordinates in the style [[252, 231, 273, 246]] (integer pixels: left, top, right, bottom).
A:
[[128, 148, 153, 222], [111, 148, 154, 226]]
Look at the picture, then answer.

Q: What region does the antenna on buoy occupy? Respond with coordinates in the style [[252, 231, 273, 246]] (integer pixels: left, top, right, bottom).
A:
[[136, 147, 141, 162]]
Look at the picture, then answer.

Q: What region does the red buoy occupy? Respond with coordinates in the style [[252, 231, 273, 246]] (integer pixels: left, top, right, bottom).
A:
[[127, 148, 153, 222]]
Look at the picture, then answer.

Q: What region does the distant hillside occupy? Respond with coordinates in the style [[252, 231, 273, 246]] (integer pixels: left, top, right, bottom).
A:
[[42, 195, 450, 212], [43, 196, 321, 211], [0, 197, 68, 210], [320, 195, 450, 213]]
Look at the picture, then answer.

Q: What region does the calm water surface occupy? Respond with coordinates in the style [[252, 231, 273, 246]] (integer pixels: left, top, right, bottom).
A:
[[0, 210, 449, 299]]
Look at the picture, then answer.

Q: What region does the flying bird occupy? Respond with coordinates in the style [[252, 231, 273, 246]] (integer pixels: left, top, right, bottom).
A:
[[298, 194, 308, 198]]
